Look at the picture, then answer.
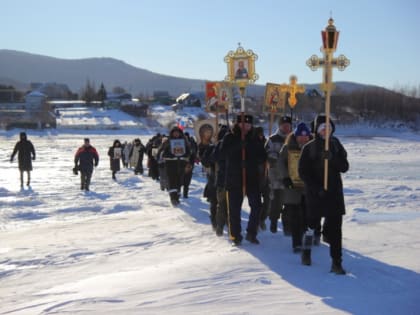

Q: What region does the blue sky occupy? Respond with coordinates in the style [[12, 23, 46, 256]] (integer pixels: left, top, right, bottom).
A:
[[2, 0, 419, 90]]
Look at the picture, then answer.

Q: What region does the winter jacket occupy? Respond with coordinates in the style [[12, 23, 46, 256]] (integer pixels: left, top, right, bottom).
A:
[[11, 139, 36, 171], [265, 129, 290, 189], [220, 125, 267, 193], [298, 131, 349, 218], [75, 145, 99, 172]]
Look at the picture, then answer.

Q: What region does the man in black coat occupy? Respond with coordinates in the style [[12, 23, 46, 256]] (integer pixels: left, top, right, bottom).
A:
[[74, 138, 99, 191], [220, 115, 267, 245], [298, 114, 349, 274], [10, 132, 36, 188]]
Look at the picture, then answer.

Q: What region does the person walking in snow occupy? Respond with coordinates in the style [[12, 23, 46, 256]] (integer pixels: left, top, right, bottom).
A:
[[278, 122, 312, 253], [10, 132, 36, 188], [122, 141, 132, 168], [265, 116, 293, 235], [182, 132, 197, 198], [298, 114, 349, 274], [161, 126, 191, 206], [220, 115, 267, 245], [130, 138, 146, 175], [108, 139, 122, 180], [74, 138, 99, 191]]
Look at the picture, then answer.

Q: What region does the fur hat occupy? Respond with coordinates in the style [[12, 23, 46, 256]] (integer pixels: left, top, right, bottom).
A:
[[294, 122, 311, 137], [279, 115, 292, 125], [236, 114, 253, 124], [313, 114, 335, 134]]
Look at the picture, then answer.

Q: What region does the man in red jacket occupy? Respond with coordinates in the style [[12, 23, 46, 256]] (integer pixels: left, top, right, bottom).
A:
[[74, 138, 99, 191]]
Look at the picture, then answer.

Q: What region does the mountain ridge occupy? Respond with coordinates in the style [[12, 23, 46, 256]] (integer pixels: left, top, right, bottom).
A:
[[0, 49, 379, 97]]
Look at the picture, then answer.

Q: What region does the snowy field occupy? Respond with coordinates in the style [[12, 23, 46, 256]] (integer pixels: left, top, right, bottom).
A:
[[0, 121, 420, 314]]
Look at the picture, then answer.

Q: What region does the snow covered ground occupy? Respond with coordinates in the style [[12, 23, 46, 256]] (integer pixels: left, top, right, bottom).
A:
[[0, 111, 419, 314]]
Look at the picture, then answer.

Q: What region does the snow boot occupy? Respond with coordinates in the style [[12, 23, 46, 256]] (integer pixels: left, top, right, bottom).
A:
[[270, 220, 278, 233], [301, 249, 311, 265], [301, 229, 313, 266], [231, 235, 243, 246], [331, 259, 346, 275], [245, 233, 260, 244]]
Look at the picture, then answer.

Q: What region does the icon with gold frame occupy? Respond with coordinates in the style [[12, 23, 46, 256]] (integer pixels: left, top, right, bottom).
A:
[[264, 83, 286, 113], [224, 45, 258, 87]]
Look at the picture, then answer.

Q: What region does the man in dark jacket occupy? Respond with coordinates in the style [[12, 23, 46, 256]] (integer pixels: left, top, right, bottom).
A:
[[298, 114, 349, 274], [10, 132, 36, 188], [74, 138, 99, 191], [220, 115, 267, 245]]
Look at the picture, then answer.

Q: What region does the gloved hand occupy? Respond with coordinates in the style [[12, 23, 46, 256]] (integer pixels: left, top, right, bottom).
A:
[[32, 156, 36, 161], [10, 157, 13, 163], [283, 177, 294, 189], [72, 167, 78, 175]]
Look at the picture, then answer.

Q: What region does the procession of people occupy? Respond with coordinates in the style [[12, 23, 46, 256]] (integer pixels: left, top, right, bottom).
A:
[[9, 111, 349, 275]]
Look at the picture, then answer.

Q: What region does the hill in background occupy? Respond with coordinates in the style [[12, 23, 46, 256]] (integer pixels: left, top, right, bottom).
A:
[[0, 49, 375, 97]]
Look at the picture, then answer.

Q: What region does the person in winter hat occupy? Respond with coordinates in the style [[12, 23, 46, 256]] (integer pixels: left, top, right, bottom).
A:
[[161, 126, 191, 206], [220, 114, 267, 245], [278, 122, 312, 253], [10, 132, 36, 188], [298, 114, 349, 274], [264, 115, 292, 234]]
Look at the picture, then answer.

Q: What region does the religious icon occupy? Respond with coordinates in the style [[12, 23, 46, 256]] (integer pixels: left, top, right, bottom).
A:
[[217, 82, 232, 110], [264, 83, 285, 112], [234, 59, 249, 79], [205, 81, 219, 113], [193, 119, 217, 145], [170, 139, 186, 157]]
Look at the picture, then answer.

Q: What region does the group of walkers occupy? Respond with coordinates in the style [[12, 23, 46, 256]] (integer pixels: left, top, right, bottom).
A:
[[9, 112, 348, 274], [198, 113, 349, 275]]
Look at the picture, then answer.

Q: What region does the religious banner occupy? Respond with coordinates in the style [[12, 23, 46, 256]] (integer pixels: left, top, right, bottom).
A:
[[193, 118, 217, 145], [287, 150, 304, 188], [170, 139, 186, 157], [264, 83, 286, 113]]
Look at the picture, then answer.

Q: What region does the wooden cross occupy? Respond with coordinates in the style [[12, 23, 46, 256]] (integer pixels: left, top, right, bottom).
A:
[[306, 18, 350, 190]]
